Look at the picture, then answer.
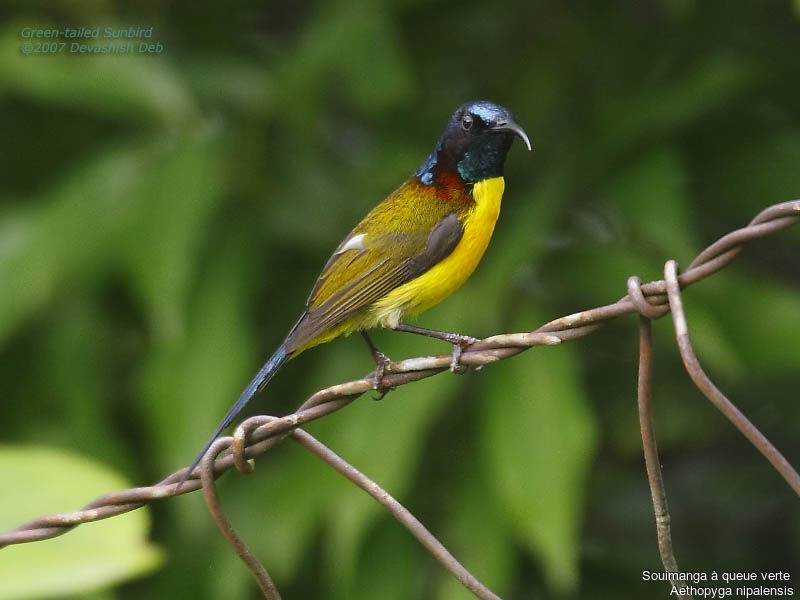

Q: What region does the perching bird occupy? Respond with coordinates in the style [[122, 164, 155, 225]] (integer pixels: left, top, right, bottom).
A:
[[182, 101, 530, 482]]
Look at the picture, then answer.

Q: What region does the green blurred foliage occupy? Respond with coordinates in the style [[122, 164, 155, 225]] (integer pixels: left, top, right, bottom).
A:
[[0, 1, 799, 598], [0, 446, 163, 599]]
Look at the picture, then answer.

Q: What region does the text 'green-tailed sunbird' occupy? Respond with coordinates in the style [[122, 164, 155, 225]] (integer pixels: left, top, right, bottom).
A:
[[183, 101, 530, 480]]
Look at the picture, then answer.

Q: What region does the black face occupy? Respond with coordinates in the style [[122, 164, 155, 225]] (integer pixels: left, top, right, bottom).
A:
[[417, 101, 530, 185]]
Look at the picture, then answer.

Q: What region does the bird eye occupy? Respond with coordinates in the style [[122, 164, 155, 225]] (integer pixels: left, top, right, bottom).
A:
[[461, 114, 474, 130]]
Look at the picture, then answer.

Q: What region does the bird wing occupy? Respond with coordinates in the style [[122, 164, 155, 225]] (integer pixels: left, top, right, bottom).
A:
[[284, 184, 466, 351]]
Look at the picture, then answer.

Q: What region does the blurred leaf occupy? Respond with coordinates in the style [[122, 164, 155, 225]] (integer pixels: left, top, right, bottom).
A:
[[183, 57, 274, 116], [138, 226, 257, 463], [0, 445, 162, 599], [347, 517, 423, 600], [593, 55, 756, 162], [435, 460, 516, 600], [119, 130, 226, 341], [700, 130, 800, 224], [487, 172, 570, 294], [0, 140, 158, 346], [554, 245, 658, 305], [276, 0, 411, 122], [604, 147, 697, 260], [482, 313, 598, 594], [331, 2, 412, 112], [661, 0, 696, 19], [692, 272, 800, 375], [0, 22, 196, 125], [39, 294, 132, 467]]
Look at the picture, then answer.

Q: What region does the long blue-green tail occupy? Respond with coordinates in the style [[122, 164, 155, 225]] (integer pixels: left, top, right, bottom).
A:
[[179, 343, 289, 486]]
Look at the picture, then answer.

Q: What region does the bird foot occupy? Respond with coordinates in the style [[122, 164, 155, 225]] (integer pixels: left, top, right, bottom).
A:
[[369, 350, 393, 400], [449, 335, 479, 373]]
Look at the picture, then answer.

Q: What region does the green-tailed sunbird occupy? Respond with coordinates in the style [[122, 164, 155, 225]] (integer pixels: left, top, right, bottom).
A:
[[183, 101, 530, 480]]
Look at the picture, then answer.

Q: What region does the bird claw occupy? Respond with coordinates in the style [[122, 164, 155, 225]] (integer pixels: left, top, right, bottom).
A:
[[449, 336, 479, 373], [369, 351, 393, 399], [449, 344, 466, 373]]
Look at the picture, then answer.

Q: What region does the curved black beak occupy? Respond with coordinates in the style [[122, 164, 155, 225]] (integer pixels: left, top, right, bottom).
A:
[[491, 118, 532, 151]]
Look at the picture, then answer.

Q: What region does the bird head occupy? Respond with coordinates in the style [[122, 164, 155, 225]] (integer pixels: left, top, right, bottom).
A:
[[417, 101, 531, 186]]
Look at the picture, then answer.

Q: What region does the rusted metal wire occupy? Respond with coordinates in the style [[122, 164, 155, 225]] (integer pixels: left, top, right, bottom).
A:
[[294, 427, 501, 600], [663, 259, 800, 495], [225, 417, 502, 599], [1, 200, 798, 599], [200, 437, 283, 600], [634, 310, 692, 600]]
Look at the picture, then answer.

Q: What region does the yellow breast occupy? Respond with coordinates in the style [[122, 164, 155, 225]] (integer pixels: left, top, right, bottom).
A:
[[368, 176, 505, 327]]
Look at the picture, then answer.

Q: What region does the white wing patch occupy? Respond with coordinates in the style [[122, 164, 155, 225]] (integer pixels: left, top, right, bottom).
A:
[[336, 233, 367, 255]]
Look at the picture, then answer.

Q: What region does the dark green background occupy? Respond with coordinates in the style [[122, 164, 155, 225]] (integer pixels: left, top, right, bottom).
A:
[[1, 1, 799, 598]]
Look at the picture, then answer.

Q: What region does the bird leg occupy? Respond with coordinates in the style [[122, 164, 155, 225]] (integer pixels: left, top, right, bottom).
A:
[[391, 323, 479, 373], [361, 331, 392, 399]]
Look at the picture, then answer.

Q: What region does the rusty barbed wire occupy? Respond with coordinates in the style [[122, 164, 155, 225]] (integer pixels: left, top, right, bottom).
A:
[[0, 200, 798, 600]]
